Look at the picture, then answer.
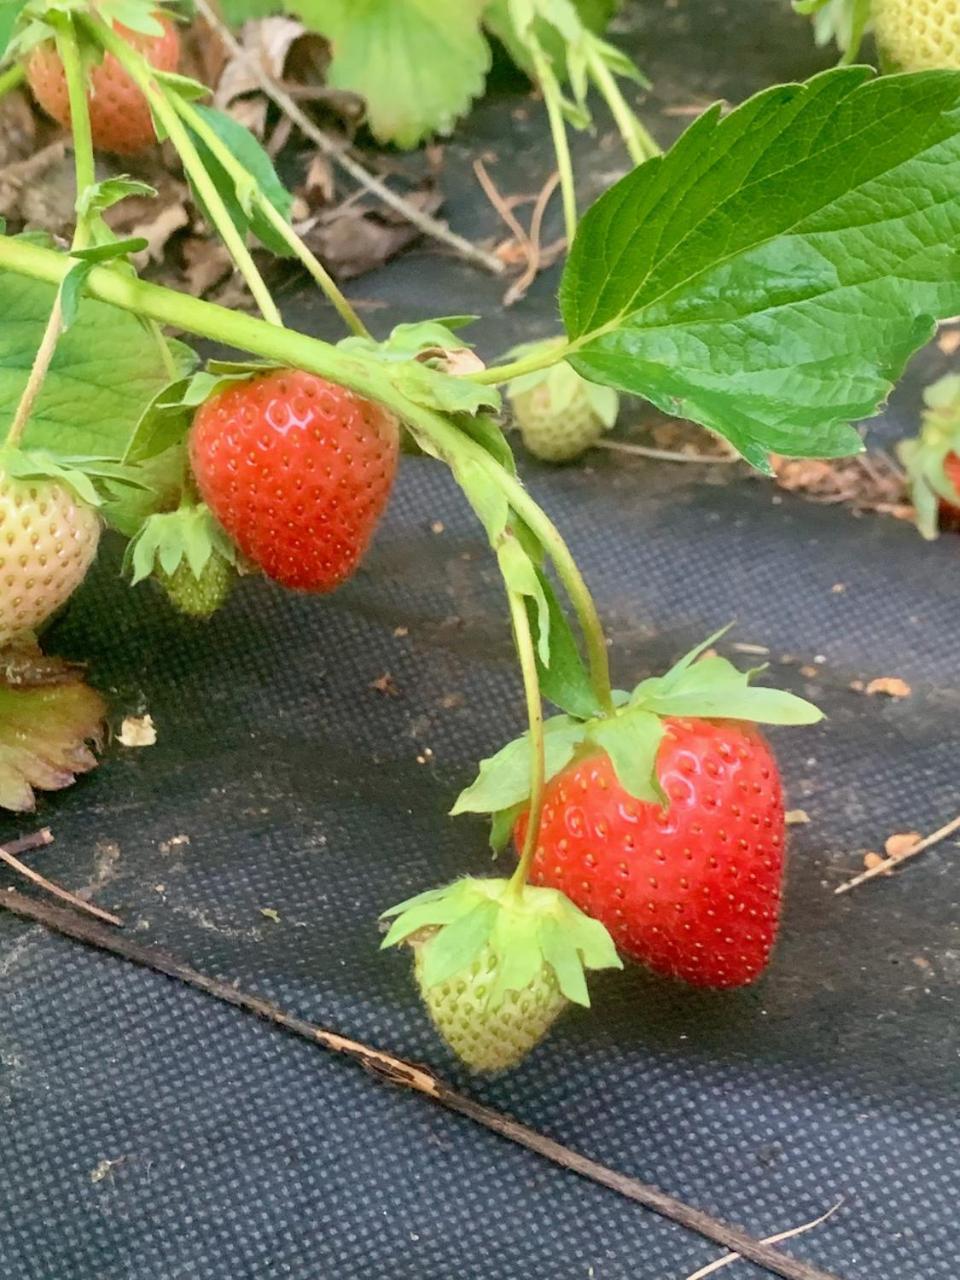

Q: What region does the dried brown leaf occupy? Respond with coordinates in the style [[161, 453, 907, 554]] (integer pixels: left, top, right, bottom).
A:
[[300, 186, 443, 278], [0, 648, 105, 812]]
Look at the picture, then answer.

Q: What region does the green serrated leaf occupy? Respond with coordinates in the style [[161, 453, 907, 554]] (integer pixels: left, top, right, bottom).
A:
[[70, 237, 149, 263], [452, 715, 588, 816], [0, 271, 195, 460], [562, 68, 960, 471], [291, 0, 491, 148], [219, 0, 283, 23], [587, 705, 664, 803]]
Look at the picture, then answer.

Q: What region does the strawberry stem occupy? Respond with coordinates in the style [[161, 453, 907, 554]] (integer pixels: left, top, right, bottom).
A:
[[529, 39, 578, 248], [585, 43, 660, 166], [0, 63, 25, 101], [4, 16, 94, 451], [83, 14, 284, 329], [164, 90, 371, 341], [505, 589, 545, 896], [0, 231, 616, 713], [469, 342, 576, 386]]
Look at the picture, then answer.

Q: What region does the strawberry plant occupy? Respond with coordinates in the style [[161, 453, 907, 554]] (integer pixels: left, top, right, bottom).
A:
[[3, 0, 960, 1066]]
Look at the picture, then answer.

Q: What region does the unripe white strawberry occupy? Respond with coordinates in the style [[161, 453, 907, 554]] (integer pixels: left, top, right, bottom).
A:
[[507, 356, 619, 463], [413, 939, 568, 1073], [0, 469, 100, 645], [873, 0, 960, 71]]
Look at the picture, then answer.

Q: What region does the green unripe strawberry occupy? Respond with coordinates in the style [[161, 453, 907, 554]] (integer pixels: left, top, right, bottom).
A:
[[506, 345, 619, 463], [413, 938, 567, 1072], [872, 0, 960, 70], [155, 551, 233, 618], [381, 876, 621, 1072]]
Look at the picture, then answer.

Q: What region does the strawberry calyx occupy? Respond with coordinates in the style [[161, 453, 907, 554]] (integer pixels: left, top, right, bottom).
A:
[[897, 373, 960, 539], [9, 0, 173, 64], [381, 875, 621, 1009], [124, 499, 236, 586], [452, 628, 822, 847], [0, 445, 103, 508]]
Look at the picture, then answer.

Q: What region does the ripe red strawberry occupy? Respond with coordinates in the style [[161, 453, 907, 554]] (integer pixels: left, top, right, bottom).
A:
[[189, 369, 400, 593], [26, 12, 180, 155], [514, 717, 785, 989], [940, 451, 960, 526]]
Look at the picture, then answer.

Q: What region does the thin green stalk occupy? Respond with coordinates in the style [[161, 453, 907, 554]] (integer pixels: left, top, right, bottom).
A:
[[470, 342, 577, 387], [0, 231, 615, 711], [530, 41, 577, 246], [506, 589, 545, 897], [165, 91, 370, 340], [5, 20, 94, 450], [0, 64, 25, 100], [586, 46, 660, 165], [85, 15, 283, 327]]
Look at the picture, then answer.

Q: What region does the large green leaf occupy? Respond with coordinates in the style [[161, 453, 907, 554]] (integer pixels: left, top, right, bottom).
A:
[[0, 272, 194, 460], [291, 0, 491, 147], [561, 68, 960, 471]]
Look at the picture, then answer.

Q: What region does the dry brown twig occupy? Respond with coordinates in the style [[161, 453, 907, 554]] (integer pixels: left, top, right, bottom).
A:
[[504, 169, 561, 306], [835, 813, 960, 895], [0, 829, 122, 926], [680, 1201, 844, 1280], [0, 887, 846, 1280], [193, 0, 504, 276]]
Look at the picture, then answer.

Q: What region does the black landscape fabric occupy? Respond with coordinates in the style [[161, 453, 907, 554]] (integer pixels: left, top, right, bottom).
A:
[[0, 2, 958, 1278]]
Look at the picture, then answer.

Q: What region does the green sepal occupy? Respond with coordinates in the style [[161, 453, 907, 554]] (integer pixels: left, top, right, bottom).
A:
[[0, 446, 102, 507], [454, 627, 821, 823], [451, 713, 589, 815], [124, 502, 236, 584], [123, 365, 260, 465], [381, 876, 622, 1008]]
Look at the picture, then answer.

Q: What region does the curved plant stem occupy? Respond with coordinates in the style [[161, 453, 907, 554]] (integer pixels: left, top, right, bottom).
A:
[[530, 42, 577, 247], [84, 15, 283, 327], [505, 588, 546, 896], [586, 45, 660, 165], [0, 232, 615, 712], [470, 341, 577, 387], [166, 91, 370, 340], [0, 63, 25, 100], [4, 18, 94, 450]]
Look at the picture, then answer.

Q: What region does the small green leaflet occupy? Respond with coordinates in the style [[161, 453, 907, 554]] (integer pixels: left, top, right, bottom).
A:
[[562, 68, 960, 472], [184, 104, 295, 258], [587, 706, 664, 804], [291, 0, 491, 148], [123, 368, 253, 464], [381, 876, 621, 1008], [525, 566, 600, 719], [0, 271, 195, 460], [451, 714, 588, 815]]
